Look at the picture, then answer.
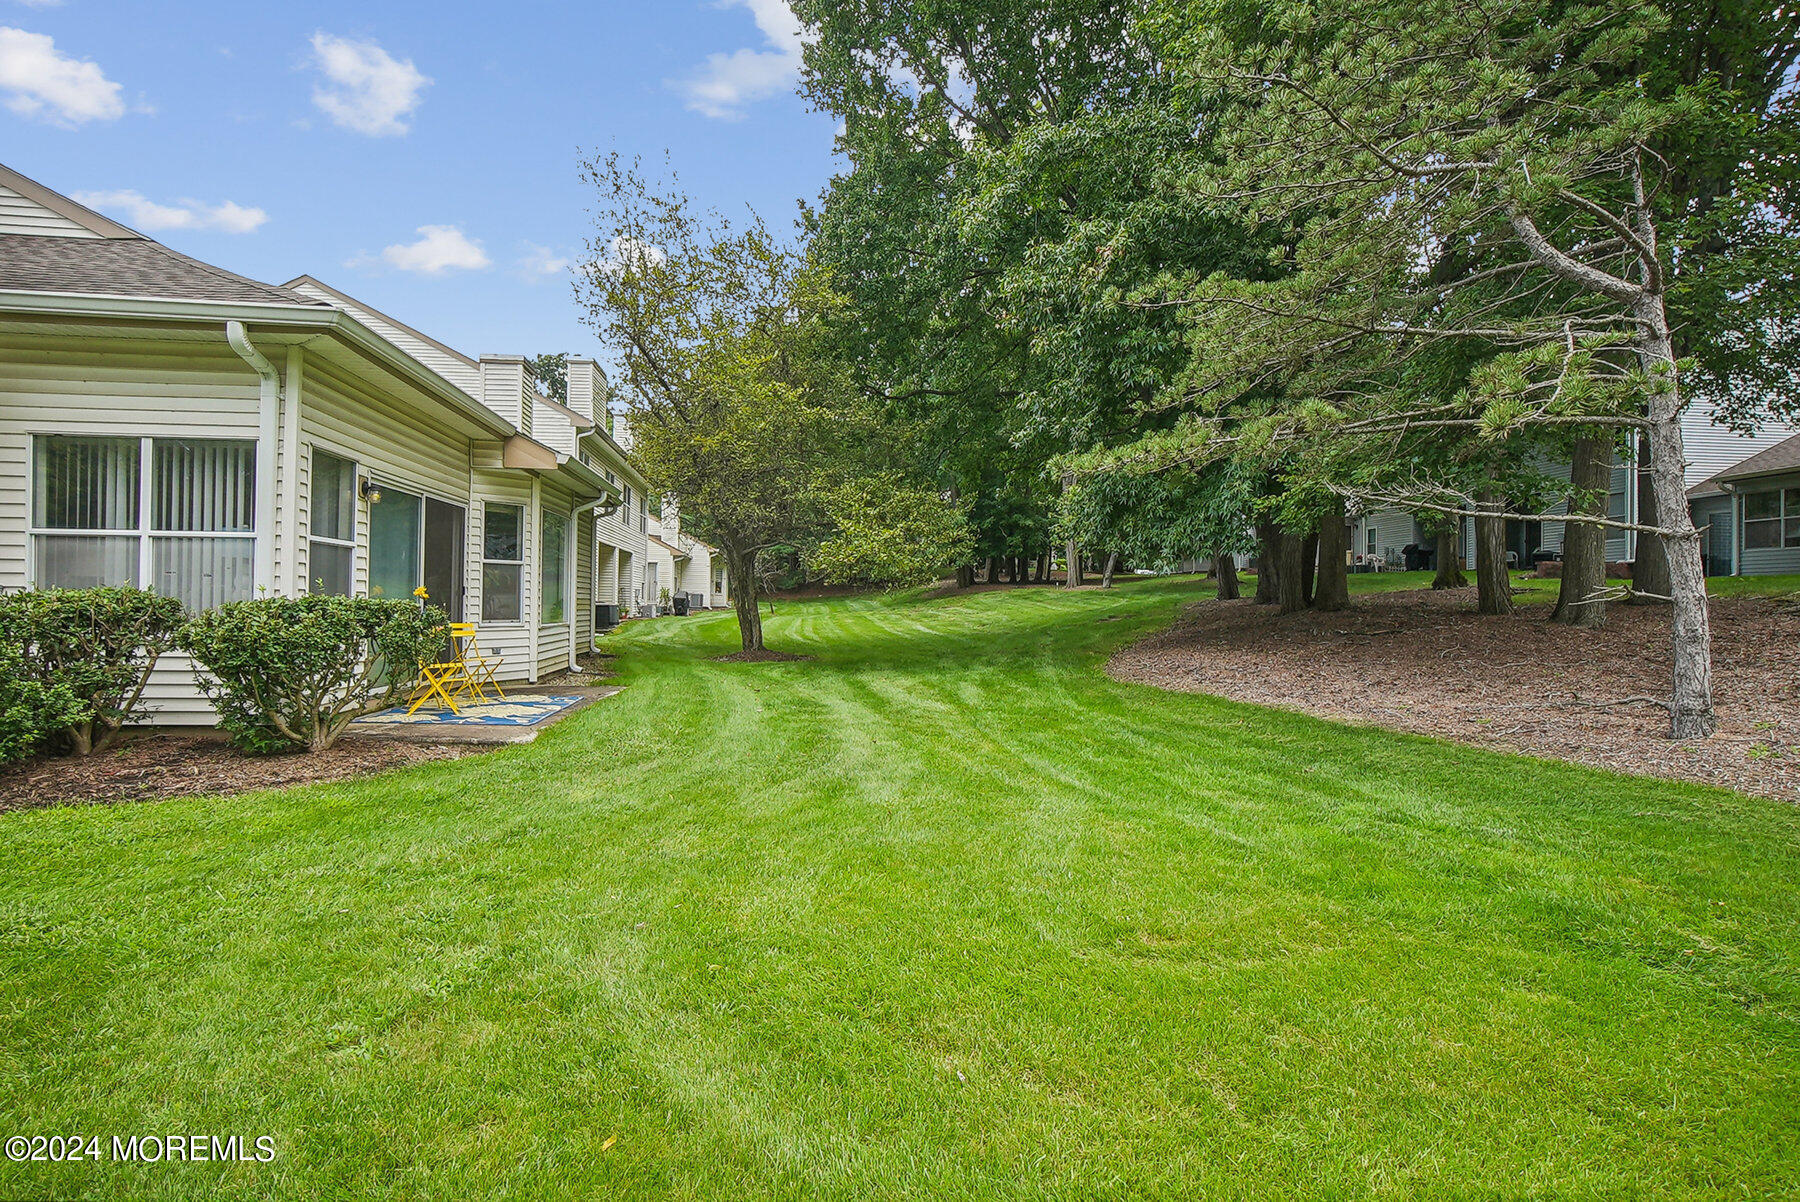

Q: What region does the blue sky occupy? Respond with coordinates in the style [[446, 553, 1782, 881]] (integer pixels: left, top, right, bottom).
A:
[[0, 1, 837, 367]]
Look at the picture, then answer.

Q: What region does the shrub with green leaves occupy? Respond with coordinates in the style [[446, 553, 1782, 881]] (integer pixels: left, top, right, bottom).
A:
[[181, 595, 448, 753], [0, 586, 186, 756], [0, 636, 84, 765]]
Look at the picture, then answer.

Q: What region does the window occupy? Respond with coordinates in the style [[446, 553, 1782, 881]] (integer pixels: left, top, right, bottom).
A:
[[639, 496, 648, 534], [541, 509, 568, 623], [368, 487, 422, 601], [309, 449, 355, 596], [32, 434, 255, 611], [1744, 487, 1800, 550], [483, 502, 524, 621]]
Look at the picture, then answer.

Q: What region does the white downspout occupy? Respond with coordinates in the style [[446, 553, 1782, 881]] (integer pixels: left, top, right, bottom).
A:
[[280, 346, 304, 595], [527, 475, 542, 684], [226, 321, 280, 597]]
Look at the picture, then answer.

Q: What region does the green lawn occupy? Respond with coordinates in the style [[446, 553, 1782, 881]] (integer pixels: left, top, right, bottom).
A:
[[3, 578, 1798, 1198]]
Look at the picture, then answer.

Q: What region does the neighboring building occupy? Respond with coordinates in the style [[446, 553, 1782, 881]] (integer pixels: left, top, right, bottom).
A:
[[1352, 402, 1800, 576], [0, 161, 653, 724], [1688, 433, 1800, 577], [645, 499, 729, 613]]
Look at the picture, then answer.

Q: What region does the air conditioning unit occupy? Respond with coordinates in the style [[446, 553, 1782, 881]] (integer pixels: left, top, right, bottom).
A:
[[593, 603, 620, 629]]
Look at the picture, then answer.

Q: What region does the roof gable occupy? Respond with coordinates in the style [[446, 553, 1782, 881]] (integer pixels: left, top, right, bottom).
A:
[[0, 163, 137, 238]]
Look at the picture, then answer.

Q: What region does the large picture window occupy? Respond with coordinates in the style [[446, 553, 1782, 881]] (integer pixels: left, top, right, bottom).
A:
[[540, 509, 568, 624], [32, 434, 255, 610], [483, 502, 524, 622], [1743, 487, 1800, 550], [309, 449, 356, 596]]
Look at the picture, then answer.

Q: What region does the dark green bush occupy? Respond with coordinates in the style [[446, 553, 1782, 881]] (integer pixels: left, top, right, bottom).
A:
[[181, 596, 447, 753], [0, 636, 84, 765], [0, 587, 186, 755]]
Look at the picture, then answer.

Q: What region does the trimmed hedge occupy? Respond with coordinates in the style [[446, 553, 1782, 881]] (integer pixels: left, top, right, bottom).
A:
[[0, 587, 185, 756], [181, 595, 447, 753]]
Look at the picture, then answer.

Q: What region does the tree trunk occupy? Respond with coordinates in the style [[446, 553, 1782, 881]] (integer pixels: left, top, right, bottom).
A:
[[1034, 552, 1048, 583], [1628, 432, 1671, 604], [1475, 493, 1513, 615], [956, 563, 975, 589], [1101, 551, 1119, 588], [1254, 522, 1280, 605], [1299, 529, 1319, 606], [727, 547, 764, 651], [1636, 295, 1715, 737], [1311, 502, 1350, 612], [986, 556, 1000, 584], [1276, 529, 1307, 614], [1551, 434, 1610, 628], [1066, 539, 1082, 587], [1431, 527, 1467, 589], [1215, 550, 1241, 600]]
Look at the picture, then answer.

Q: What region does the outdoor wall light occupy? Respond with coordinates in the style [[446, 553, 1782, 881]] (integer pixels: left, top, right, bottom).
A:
[[360, 477, 383, 504]]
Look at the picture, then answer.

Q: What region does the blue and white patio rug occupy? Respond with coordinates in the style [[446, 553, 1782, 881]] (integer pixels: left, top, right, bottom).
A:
[[356, 695, 586, 727]]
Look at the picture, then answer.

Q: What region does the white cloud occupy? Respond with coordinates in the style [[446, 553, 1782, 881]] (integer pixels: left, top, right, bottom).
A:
[[365, 225, 490, 275], [592, 235, 667, 278], [677, 0, 803, 120], [0, 26, 125, 125], [517, 243, 571, 279], [73, 189, 267, 234], [307, 32, 428, 137]]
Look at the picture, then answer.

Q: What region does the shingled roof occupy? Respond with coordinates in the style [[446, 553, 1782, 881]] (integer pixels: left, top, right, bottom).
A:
[[0, 162, 321, 308], [1715, 433, 1800, 484], [0, 234, 323, 307]]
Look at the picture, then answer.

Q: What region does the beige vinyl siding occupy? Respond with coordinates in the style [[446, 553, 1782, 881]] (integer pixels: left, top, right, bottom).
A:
[[575, 511, 594, 654], [0, 333, 262, 722], [0, 184, 100, 237], [297, 356, 473, 601], [536, 481, 576, 676], [470, 469, 535, 681]]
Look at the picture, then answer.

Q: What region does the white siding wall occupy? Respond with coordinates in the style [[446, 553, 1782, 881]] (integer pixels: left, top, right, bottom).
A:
[[469, 468, 535, 682], [0, 334, 261, 721], [0, 185, 100, 237], [297, 357, 474, 601]]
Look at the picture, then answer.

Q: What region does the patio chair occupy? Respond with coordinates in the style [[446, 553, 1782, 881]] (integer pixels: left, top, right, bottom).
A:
[[406, 656, 465, 716], [448, 622, 506, 702]]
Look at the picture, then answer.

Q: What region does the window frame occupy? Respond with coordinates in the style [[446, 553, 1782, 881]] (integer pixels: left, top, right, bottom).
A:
[[1742, 486, 1800, 551], [540, 507, 569, 625], [482, 501, 526, 623], [307, 446, 358, 597], [29, 433, 257, 608]]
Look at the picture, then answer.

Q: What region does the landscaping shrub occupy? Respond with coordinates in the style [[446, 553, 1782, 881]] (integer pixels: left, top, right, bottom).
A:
[[0, 637, 84, 765], [181, 596, 448, 753], [0, 586, 186, 755]]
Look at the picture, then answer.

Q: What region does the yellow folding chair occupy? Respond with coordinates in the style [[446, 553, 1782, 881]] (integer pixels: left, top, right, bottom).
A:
[[406, 656, 465, 716], [447, 623, 506, 702]]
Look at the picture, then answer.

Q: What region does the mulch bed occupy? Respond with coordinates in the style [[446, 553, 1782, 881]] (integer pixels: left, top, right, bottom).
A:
[[715, 649, 811, 663], [1110, 588, 1800, 802], [0, 734, 485, 814]]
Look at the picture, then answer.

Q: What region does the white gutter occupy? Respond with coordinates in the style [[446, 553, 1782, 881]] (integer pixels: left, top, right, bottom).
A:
[[226, 321, 281, 596]]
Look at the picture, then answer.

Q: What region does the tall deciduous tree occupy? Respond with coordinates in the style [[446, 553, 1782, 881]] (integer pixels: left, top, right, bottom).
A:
[[576, 155, 878, 652]]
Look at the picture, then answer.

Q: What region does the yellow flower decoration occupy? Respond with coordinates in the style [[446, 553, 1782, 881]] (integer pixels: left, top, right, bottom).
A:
[[413, 585, 430, 599]]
